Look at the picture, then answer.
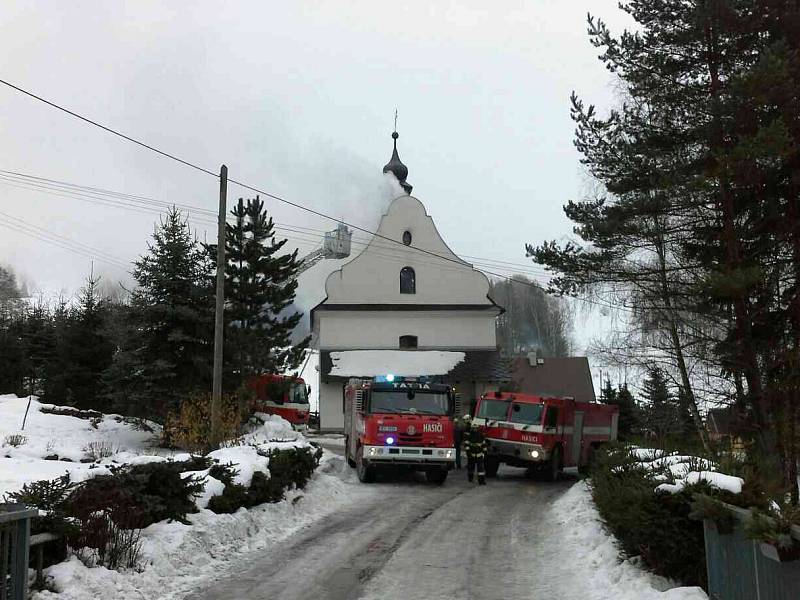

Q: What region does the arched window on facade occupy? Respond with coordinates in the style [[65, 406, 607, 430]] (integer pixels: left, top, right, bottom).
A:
[[400, 266, 416, 294], [399, 335, 418, 349]]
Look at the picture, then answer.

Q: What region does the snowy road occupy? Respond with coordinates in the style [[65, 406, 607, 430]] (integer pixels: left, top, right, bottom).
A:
[[188, 465, 574, 600]]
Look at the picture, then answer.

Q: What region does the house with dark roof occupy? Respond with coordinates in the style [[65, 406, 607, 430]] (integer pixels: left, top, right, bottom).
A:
[[510, 352, 596, 403], [310, 131, 510, 431]]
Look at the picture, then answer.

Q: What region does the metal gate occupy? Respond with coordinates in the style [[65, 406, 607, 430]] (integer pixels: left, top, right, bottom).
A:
[[703, 503, 800, 599], [1, 504, 36, 600]]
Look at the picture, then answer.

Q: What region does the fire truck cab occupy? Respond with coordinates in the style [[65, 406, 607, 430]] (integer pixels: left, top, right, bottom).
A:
[[246, 374, 311, 430], [473, 392, 618, 480], [344, 376, 458, 484]]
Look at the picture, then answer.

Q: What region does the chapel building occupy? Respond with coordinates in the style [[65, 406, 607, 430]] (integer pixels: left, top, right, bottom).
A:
[[311, 132, 510, 431]]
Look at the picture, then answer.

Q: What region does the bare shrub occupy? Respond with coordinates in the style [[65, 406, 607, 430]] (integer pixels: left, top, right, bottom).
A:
[[84, 440, 114, 461], [73, 512, 143, 571], [3, 433, 27, 447]]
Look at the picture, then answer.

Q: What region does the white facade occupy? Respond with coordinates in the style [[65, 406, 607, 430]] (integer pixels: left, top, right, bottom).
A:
[[313, 192, 501, 431], [323, 196, 493, 306], [317, 311, 496, 350]]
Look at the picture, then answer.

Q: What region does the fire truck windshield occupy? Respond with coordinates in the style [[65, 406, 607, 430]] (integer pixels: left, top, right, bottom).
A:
[[477, 399, 510, 420], [509, 402, 544, 425], [289, 383, 309, 404], [369, 390, 449, 415]]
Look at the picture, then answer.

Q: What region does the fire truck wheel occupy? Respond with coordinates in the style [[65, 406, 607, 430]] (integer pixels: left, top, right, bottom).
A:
[[485, 457, 500, 478], [356, 446, 375, 483], [345, 437, 356, 468], [426, 468, 448, 484], [544, 445, 562, 482]]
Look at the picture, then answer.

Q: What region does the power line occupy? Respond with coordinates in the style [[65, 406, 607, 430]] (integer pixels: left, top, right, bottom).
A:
[[1, 168, 553, 278], [0, 79, 631, 313], [0, 214, 130, 270], [0, 79, 218, 178], [0, 79, 546, 278]]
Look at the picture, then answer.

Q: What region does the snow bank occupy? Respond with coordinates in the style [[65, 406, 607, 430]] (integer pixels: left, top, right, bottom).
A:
[[329, 349, 466, 377], [625, 447, 740, 496], [656, 471, 744, 495], [0, 395, 381, 599], [34, 454, 377, 600], [550, 481, 708, 600], [0, 395, 161, 496]]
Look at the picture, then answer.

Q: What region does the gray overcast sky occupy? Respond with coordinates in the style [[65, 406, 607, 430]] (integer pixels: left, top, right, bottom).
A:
[[0, 0, 635, 354]]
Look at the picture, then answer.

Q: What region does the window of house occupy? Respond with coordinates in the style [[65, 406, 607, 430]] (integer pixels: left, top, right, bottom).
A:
[[400, 266, 416, 294], [402, 230, 412, 246], [399, 335, 418, 349]]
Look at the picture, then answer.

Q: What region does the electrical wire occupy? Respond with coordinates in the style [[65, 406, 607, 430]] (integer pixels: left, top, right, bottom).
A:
[[0, 215, 130, 270], [0, 79, 632, 313]]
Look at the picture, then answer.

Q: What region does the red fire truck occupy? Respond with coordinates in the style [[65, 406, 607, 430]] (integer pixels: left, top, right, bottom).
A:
[[246, 374, 311, 430], [344, 376, 458, 484], [472, 391, 618, 480]]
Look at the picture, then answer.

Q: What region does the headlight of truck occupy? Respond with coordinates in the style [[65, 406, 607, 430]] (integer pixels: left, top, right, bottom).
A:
[[446, 450, 453, 458], [368, 447, 379, 456], [530, 449, 540, 458]]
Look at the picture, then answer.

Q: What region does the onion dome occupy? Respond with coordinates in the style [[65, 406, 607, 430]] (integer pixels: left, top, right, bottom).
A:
[[382, 131, 413, 194]]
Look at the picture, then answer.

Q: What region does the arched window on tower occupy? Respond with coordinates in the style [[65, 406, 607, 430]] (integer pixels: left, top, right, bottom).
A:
[[400, 267, 416, 294]]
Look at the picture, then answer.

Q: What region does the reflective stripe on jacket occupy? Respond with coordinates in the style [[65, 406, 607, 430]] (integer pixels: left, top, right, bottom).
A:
[[463, 428, 488, 458]]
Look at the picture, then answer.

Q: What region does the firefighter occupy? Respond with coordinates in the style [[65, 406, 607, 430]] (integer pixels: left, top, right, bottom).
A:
[[453, 415, 466, 469], [462, 415, 487, 485]]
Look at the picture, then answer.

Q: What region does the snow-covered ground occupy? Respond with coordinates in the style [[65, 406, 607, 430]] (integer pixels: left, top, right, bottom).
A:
[[35, 457, 375, 600], [0, 393, 378, 600], [549, 481, 708, 600], [2, 398, 713, 599], [1, 394, 163, 495]]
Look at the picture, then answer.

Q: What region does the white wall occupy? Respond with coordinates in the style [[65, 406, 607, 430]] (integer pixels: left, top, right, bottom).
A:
[[317, 311, 496, 350], [324, 195, 495, 305], [319, 378, 345, 431]]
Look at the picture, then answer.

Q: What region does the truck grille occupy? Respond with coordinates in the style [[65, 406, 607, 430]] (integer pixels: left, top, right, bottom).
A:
[[398, 433, 423, 445]]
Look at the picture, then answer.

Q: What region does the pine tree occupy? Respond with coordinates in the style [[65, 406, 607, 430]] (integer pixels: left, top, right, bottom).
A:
[[640, 366, 675, 442], [105, 207, 213, 420], [212, 196, 309, 383], [599, 378, 617, 405], [599, 378, 639, 440], [50, 275, 115, 410], [0, 264, 23, 316], [22, 302, 56, 397], [0, 308, 25, 395]]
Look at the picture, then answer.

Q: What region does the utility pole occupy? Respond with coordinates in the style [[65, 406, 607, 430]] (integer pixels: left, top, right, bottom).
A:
[[211, 164, 228, 446]]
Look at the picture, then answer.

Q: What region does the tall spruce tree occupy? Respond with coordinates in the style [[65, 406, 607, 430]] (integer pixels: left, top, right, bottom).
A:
[[599, 378, 639, 440], [641, 366, 677, 442], [214, 196, 309, 383], [52, 275, 115, 410], [105, 207, 213, 420]]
